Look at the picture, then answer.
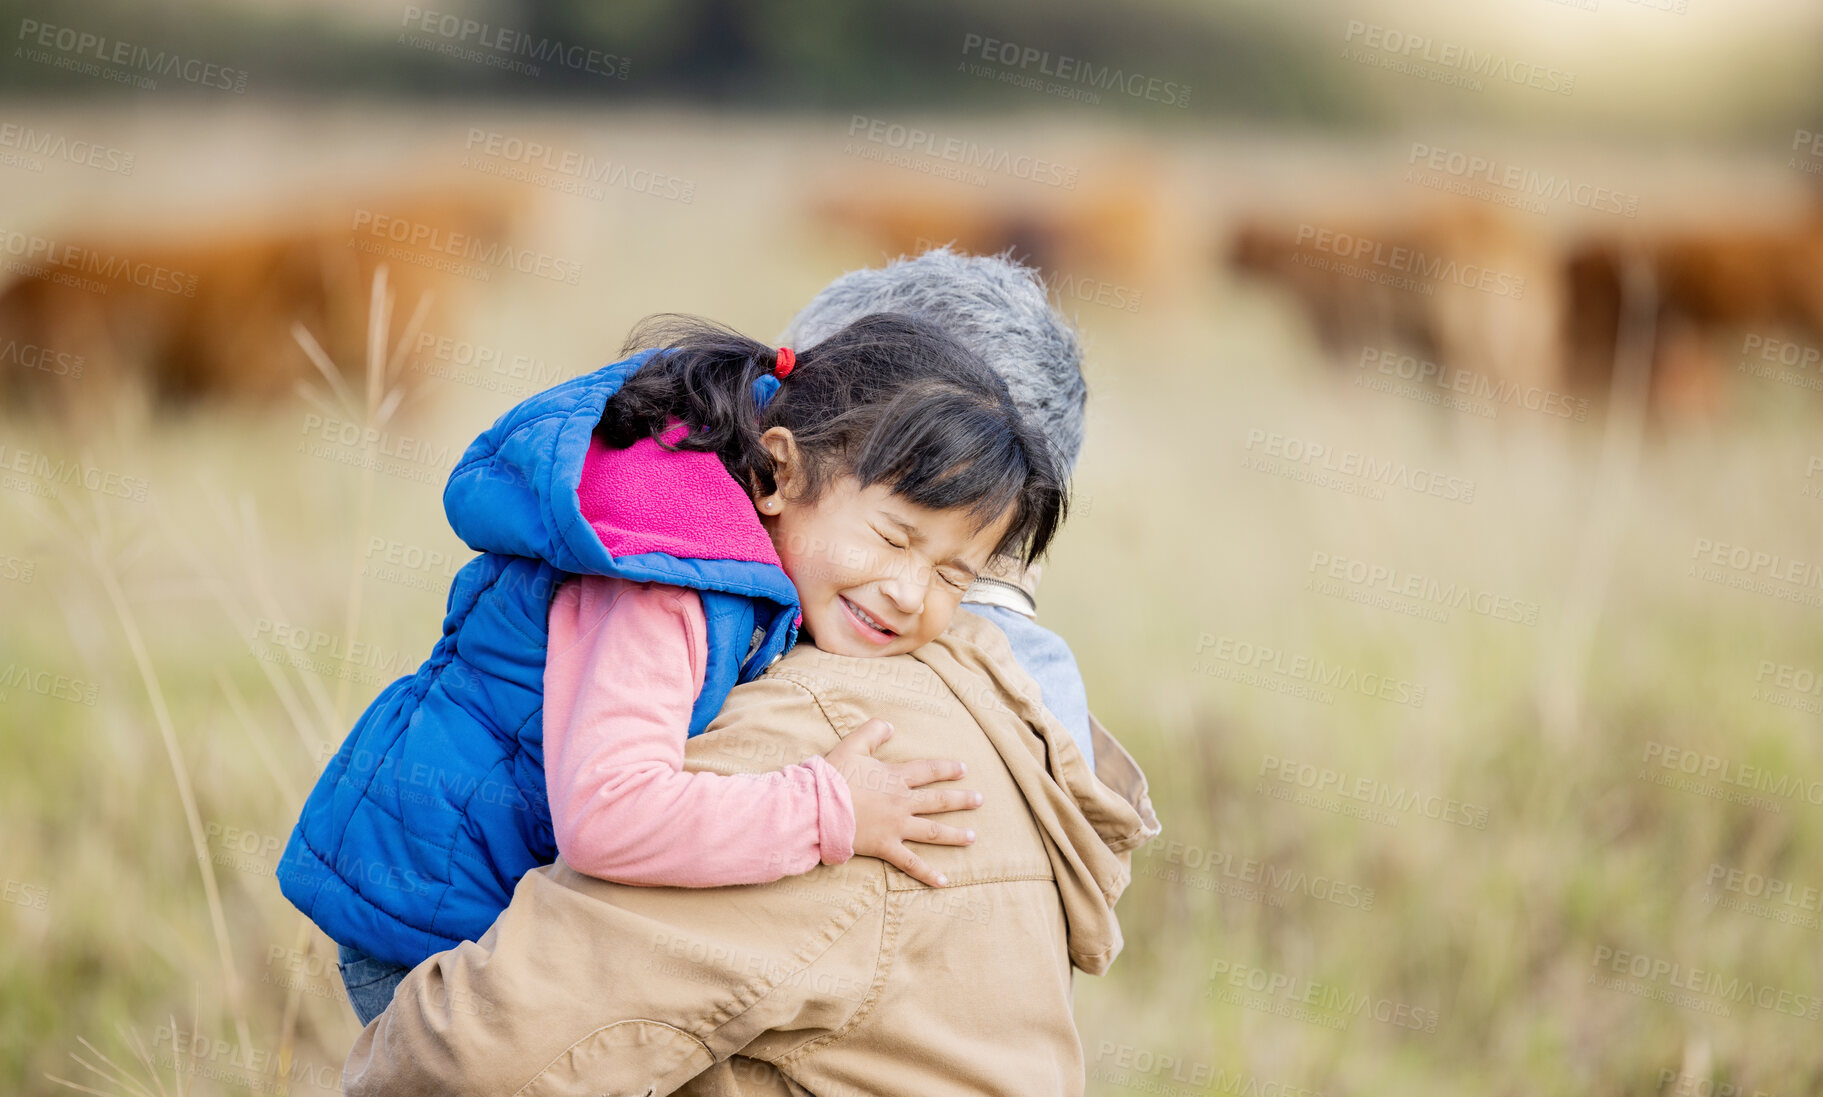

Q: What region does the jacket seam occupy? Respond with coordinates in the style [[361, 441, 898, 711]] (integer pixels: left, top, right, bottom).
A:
[[1074, 941, 1121, 969], [762, 669, 856, 738], [665, 874, 885, 1052], [447, 404, 572, 480], [340, 746, 521, 857], [512, 1019, 710, 1097], [773, 886, 903, 1066], [427, 754, 519, 931], [488, 561, 561, 649], [882, 870, 1053, 890], [688, 671, 882, 1059], [292, 761, 530, 944], [281, 838, 459, 953], [542, 412, 580, 576]]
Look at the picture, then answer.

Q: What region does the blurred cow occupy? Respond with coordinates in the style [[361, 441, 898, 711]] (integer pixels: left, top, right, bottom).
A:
[[0, 184, 524, 416], [1565, 209, 1823, 417], [1228, 203, 1564, 406], [1228, 199, 1823, 419]]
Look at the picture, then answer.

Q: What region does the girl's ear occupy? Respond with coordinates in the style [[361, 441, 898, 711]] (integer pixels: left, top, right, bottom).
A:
[[758, 427, 803, 507]]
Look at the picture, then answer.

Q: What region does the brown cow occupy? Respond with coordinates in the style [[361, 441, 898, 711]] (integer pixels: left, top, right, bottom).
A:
[[1228, 202, 1563, 404], [0, 183, 525, 418], [1566, 207, 1823, 417], [1228, 196, 1823, 420]]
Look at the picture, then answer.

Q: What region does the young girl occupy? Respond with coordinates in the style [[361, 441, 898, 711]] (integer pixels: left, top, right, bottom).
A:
[[278, 312, 1066, 1025]]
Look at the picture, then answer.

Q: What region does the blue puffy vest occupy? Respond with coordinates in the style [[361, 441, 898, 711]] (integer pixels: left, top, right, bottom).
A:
[[277, 352, 801, 968]]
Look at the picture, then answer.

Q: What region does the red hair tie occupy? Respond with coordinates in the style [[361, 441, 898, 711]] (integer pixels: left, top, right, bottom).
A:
[[774, 347, 796, 379]]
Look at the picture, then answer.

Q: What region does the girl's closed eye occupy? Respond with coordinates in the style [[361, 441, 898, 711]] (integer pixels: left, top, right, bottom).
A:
[[876, 526, 972, 591]]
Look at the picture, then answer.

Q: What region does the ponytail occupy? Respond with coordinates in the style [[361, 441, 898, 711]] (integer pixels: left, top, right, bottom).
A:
[[593, 315, 788, 498]]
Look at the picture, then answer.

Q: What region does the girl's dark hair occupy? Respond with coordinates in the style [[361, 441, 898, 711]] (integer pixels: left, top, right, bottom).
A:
[[594, 312, 1066, 566]]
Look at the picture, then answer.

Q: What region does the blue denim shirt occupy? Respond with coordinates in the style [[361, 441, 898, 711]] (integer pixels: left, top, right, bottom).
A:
[[960, 604, 1095, 767]]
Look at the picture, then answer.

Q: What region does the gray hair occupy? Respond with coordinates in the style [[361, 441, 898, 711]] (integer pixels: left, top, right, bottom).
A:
[[781, 246, 1087, 472]]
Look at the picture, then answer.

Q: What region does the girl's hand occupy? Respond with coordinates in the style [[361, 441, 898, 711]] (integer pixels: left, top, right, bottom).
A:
[[823, 719, 983, 887]]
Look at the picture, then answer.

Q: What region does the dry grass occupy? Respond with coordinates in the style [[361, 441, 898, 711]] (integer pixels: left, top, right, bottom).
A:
[[3, 111, 1821, 1096]]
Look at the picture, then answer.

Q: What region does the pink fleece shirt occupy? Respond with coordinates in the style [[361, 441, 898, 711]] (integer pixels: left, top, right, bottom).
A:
[[543, 572, 855, 886]]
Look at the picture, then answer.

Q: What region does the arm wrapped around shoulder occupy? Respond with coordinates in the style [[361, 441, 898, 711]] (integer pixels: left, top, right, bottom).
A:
[[545, 575, 855, 887]]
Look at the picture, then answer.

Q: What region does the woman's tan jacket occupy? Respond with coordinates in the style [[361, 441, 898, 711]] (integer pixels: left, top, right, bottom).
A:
[[345, 609, 1159, 1097]]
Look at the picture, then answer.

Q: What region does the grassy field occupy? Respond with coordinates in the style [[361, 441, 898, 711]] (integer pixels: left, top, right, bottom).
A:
[[4, 110, 1823, 1096]]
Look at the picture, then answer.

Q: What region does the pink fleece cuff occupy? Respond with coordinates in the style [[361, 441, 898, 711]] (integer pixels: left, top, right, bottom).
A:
[[804, 754, 856, 865]]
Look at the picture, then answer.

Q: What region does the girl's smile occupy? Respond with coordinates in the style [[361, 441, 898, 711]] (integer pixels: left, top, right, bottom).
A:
[[754, 429, 1013, 659], [839, 595, 900, 644]]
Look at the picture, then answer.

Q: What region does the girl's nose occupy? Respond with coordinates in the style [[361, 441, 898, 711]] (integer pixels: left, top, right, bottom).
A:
[[877, 572, 925, 616]]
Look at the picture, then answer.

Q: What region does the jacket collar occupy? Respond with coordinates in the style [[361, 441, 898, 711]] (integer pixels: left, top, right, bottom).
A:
[[961, 558, 1043, 618], [912, 610, 1158, 975], [443, 352, 799, 616], [577, 425, 783, 573]]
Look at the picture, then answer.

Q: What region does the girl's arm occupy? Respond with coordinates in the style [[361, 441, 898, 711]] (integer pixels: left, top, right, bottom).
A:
[[543, 574, 855, 887]]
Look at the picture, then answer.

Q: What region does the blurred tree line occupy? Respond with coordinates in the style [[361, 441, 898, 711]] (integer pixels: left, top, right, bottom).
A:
[[0, 0, 1369, 125]]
